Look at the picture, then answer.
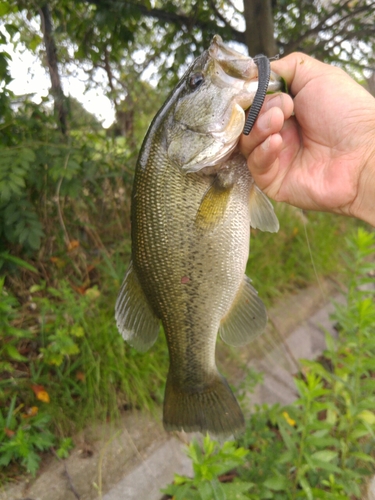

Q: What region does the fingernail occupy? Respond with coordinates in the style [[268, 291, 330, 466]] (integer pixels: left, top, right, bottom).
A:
[[257, 113, 270, 132], [261, 136, 270, 151], [264, 94, 282, 111]]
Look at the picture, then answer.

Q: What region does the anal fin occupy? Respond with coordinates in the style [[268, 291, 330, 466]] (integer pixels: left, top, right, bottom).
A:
[[115, 260, 160, 352], [219, 275, 267, 347]]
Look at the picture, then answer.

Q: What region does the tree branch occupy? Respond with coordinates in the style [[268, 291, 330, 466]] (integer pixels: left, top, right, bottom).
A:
[[282, 1, 375, 55], [84, 0, 246, 45], [39, 3, 68, 135], [104, 45, 120, 109], [209, 0, 235, 30], [136, 2, 244, 43]]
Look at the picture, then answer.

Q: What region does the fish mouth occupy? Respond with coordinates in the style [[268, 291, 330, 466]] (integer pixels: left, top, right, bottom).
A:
[[206, 35, 282, 138], [209, 35, 258, 80], [209, 35, 282, 99]]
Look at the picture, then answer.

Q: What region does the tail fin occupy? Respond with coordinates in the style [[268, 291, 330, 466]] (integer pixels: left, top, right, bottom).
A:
[[163, 372, 244, 437]]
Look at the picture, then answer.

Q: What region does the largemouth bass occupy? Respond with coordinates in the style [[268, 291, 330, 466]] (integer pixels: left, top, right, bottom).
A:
[[116, 35, 281, 436]]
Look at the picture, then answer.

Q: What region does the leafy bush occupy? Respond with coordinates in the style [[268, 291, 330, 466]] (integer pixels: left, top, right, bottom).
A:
[[162, 435, 254, 500], [165, 228, 375, 500], [30, 281, 90, 366], [0, 98, 135, 255], [0, 398, 56, 476]]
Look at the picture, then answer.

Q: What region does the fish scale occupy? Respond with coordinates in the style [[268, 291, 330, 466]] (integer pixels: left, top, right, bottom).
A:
[[116, 35, 282, 436]]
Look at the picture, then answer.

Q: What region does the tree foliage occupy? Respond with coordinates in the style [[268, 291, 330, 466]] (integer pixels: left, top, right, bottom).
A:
[[0, 0, 374, 256]]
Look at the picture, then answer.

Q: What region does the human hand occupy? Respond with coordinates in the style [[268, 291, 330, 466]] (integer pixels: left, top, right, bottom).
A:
[[239, 53, 375, 226]]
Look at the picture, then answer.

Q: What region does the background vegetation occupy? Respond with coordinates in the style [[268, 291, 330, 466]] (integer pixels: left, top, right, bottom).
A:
[[1, 0, 374, 481]]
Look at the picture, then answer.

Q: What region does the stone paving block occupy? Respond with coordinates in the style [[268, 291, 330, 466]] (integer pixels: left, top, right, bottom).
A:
[[250, 372, 297, 406], [102, 437, 193, 500], [308, 324, 328, 358], [367, 476, 375, 500], [307, 295, 344, 336]]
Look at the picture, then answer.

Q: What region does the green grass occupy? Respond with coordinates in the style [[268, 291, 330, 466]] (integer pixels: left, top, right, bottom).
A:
[[1, 284, 169, 431], [247, 205, 360, 304]]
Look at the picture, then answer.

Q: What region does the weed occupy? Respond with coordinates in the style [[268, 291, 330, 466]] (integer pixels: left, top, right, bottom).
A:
[[0, 277, 32, 374], [162, 435, 254, 500], [0, 396, 56, 476]]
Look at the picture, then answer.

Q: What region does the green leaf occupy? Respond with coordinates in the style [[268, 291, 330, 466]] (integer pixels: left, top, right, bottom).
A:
[[23, 450, 40, 476], [0, 2, 12, 16], [188, 439, 202, 464], [310, 450, 337, 463], [0, 361, 14, 372], [325, 332, 336, 352], [174, 473, 189, 486], [299, 477, 313, 500], [71, 325, 85, 337], [221, 481, 254, 498], [19, 147, 36, 163], [196, 481, 213, 500], [0, 450, 14, 467], [56, 437, 74, 459], [357, 410, 375, 425], [307, 457, 341, 473], [263, 475, 288, 491], [0, 252, 38, 273], [349, 428, 371, 440], [277, 421, 297, 453], [350, 452, 375, 463], [4, 344, 27, 361], [6, 395, 17, 429], [28, 34, 42, 51], [203, 434, 215, 456], [277, 450, 294, 464], [162, 482, 196, 499], [210, 478, 226, 500], [32, 430, 55, 450]]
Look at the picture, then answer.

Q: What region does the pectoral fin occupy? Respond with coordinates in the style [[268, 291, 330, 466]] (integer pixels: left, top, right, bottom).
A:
[[195, 181, 231, 231], [249, 183, 279, 233], [115, 261, 160, 352], [219, 275, 267, 347]]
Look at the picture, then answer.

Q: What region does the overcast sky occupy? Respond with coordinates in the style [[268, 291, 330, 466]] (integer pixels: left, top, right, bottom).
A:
[[5, 35, 116, 128]]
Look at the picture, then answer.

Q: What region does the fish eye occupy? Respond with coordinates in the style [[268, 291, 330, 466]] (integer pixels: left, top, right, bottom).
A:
[[189, 72, 204, 90]]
